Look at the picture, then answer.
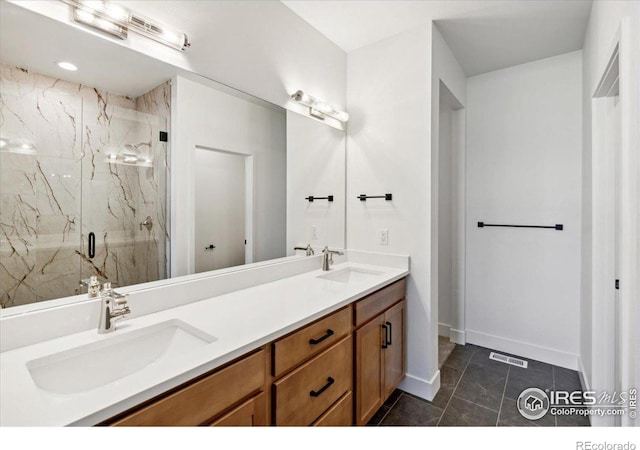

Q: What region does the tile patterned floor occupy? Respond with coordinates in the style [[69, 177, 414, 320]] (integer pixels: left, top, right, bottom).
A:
[[368, 343, 591, 427]]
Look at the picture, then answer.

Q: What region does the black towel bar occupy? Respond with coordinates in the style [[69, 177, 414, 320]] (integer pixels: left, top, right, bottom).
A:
[[478, 222, 563, 231], [305, 195, 333, 202], [358, 193, 392, 201]]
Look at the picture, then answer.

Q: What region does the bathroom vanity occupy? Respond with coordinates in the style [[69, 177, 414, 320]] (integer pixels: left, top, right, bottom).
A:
[[0, 251, 408, 426]]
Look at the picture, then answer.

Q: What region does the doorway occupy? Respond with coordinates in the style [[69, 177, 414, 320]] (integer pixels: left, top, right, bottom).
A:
[[436, 81, 466, 362], [592, 41, 623, 426], [194, 147, 253, 273]]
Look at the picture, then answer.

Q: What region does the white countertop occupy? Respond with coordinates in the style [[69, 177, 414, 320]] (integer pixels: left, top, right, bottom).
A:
[[0, 260, 408, 426]]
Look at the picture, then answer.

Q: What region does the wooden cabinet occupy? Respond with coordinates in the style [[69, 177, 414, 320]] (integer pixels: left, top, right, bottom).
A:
[[312, 391, 353, 426], [270, 305, 354, 426], [272, 306, 351, 378], [209, 392, 266, 426], [110, 349, 266, 426], [354, 279, 406, 426], [355, 314, 385, 424], [383, 301, 405, 399]]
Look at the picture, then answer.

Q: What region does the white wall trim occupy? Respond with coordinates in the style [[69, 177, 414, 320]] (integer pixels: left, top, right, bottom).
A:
[[450, 328, 466, 345], [398, 370, 440, 402], [437, 322, 466, 344], [466, 329, 580, 370], [578, 356, 591, 392], [438, 322, 451, 337]]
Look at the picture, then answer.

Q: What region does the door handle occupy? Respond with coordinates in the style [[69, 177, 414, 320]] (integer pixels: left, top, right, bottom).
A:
[[386, 321, 392, 346], [382, 324, 388, 349], [88, 232, 95, 259], [205, 244, 215, 250]]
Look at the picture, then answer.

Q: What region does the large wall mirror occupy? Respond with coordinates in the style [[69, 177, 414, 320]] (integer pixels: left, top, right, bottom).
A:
[[0, 1, 346, 312]]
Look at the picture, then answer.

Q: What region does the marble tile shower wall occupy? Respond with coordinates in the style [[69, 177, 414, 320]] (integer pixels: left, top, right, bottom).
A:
[[0, 64, 170, 307]]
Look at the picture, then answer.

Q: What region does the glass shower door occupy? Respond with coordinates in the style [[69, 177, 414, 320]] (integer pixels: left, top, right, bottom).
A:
[[79, 94, 168, 289]]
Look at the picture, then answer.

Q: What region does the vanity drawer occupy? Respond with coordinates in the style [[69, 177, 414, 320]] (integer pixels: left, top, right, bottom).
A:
[[312, 391, 353, 426], [208, 392, 266, 426], [112, 349, 265, 426], [272, 305, 352, 377], [273, 335, 352, 426], [355, 278, 406, 327]]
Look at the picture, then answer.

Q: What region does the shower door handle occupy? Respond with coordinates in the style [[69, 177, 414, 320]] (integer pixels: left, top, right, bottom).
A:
[[88, 232, 95, 259]]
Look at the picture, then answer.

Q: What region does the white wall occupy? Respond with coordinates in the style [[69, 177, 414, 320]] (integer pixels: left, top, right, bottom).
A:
[[13, 1, 346, 113], [173, 76, 286, 276], [347, 23, 466, 400], [286, 111, 346, 253], [465, 51, 583, 368], [347, 24, 434, 398], [581, 1, 639, 422]]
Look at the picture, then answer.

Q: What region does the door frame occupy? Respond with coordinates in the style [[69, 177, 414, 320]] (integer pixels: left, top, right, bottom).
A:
[[434, 80, 466, 345], [590, 17, 638, 427]]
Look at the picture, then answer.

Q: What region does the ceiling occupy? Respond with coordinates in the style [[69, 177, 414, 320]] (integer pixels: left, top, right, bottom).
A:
[[281, 0, 593, 75], [0, 1, 179, 97]]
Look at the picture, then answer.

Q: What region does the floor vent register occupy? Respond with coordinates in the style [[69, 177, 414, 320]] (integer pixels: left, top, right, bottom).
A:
[[489, 352, 528, 369]]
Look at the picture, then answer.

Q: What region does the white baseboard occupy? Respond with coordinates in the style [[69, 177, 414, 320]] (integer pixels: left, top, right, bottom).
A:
[[398, 371, 440, 402], [439, 323, 466, 344], [438, 323, 451, 337], [450, 328, 466, 345], [577, 356, 591, 392], [465, 329, 580, 370]]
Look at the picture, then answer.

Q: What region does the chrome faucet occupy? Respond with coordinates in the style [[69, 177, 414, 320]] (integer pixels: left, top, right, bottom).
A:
[[98, 282, 130, 334], [80, 275, 102, 299], [321, 246, 344, 271], [294, 244, 315, 256]]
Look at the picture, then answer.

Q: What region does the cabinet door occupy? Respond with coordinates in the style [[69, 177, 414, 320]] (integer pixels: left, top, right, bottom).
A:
[[383, 301, 405, 399], [209, 392, 266, 426], [355, 314, 385, 425]]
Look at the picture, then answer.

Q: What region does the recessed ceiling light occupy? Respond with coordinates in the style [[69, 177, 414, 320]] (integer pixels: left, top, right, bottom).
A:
[[57, 61, 78, 71]]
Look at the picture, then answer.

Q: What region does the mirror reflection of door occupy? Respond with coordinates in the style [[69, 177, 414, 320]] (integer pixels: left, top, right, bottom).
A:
[[194, 148, 246, 273]]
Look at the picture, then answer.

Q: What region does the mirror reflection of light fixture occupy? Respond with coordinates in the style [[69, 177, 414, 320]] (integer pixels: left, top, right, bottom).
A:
[[62, 0, 190, 51], [291, 90, 349, 123], [57, 61, 78, 71], [0, 138, 37, 155], [104, 143, 153, 167], [72, 4, 128, 40]]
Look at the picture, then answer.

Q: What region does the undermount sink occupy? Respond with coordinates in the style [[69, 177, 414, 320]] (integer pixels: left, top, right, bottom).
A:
[[317, 267, 384, 283], [27, 319, 216, 395]]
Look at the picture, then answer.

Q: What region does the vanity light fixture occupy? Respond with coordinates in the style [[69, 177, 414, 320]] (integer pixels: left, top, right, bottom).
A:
[[291, 90, 349, 123], [71, 4, 128, 40], [62, 0, 190, 51]]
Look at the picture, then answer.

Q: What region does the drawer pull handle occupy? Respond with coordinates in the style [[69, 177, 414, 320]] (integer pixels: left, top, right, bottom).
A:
[[386, 321, 392, 346], [309, 329, 334, 345], [382, 324, 388, 349], [310, 377, 335, 397]]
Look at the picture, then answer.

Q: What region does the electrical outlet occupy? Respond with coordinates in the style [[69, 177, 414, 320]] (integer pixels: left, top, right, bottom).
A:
[[379, 228, 389, 246], [312, 225, 319, 240]]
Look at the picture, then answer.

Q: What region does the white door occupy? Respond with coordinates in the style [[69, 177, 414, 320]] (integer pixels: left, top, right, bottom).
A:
[[194, 148, 246, 273]]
